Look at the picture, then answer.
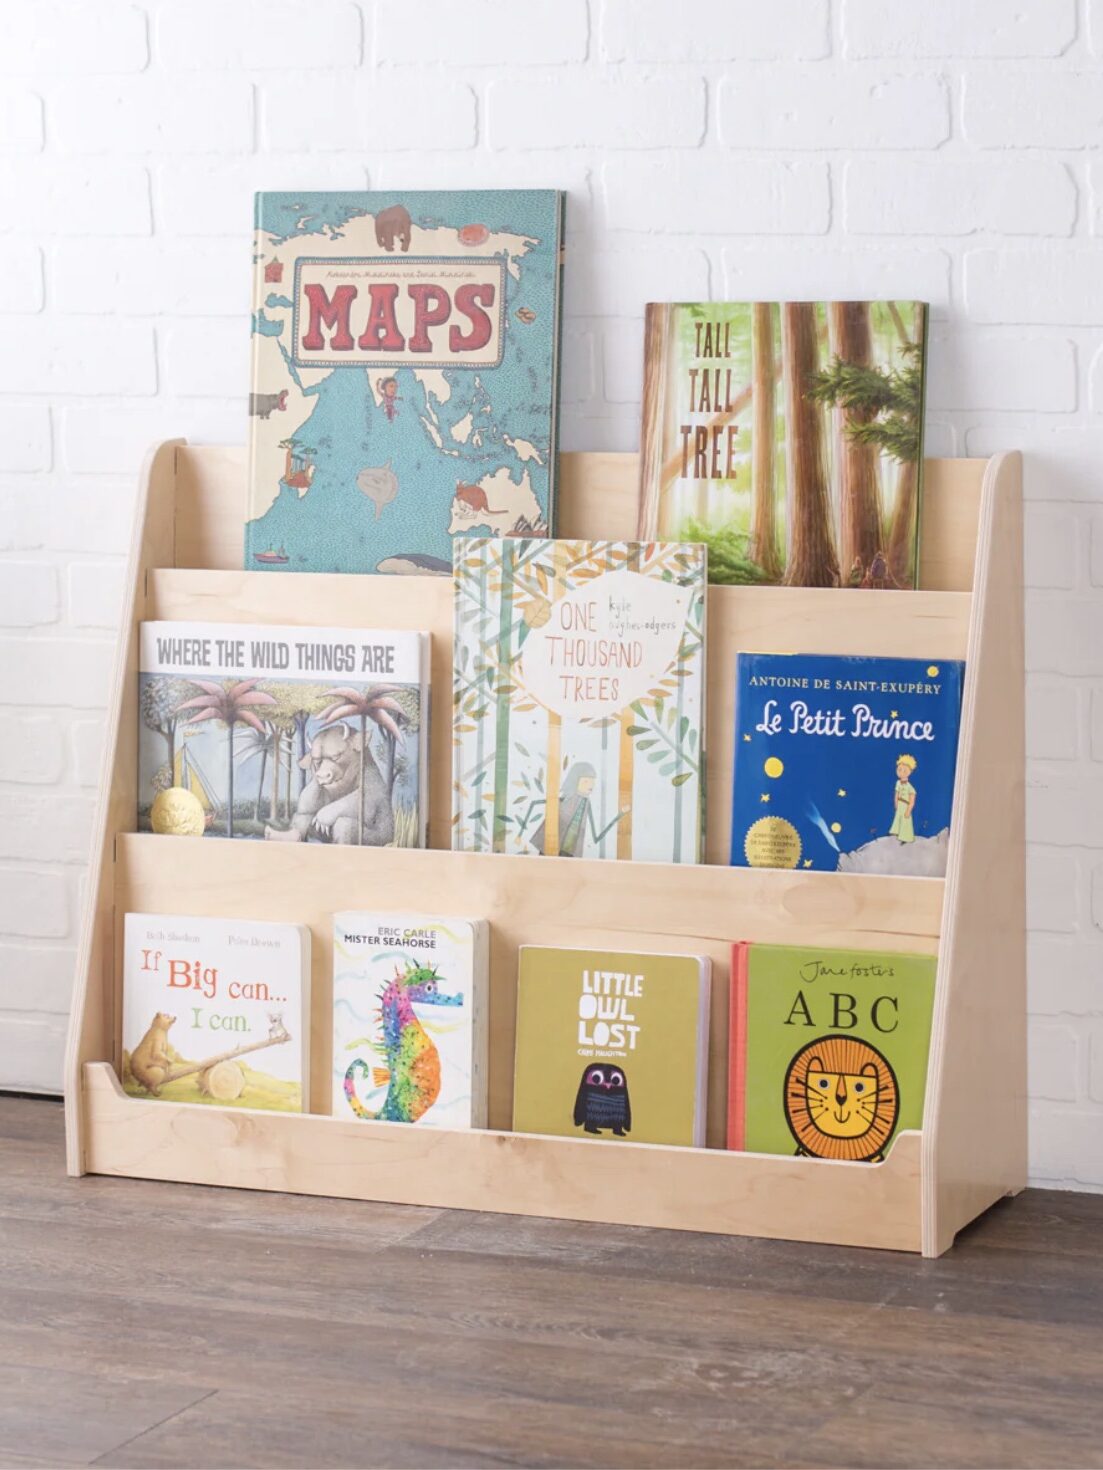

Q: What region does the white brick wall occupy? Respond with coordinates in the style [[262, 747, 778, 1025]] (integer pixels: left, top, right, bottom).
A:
[[2, 0, 1101, 1191]]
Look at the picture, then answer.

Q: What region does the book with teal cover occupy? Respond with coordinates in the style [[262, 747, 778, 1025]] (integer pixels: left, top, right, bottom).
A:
[[728, 941, 936, 1161], [246, 190, 564, 574], [730, 652, 964, 877]]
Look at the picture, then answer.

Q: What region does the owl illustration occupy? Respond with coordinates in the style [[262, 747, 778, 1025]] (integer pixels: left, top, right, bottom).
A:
[[573, 1063, 631, 1136]]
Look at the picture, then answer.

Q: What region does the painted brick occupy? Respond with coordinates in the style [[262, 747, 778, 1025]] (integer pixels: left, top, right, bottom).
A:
[[564, 245, 710, 320], [0, 637, 113, 709], [0, 490, 47, 553], [603, 156, 831, 236], [50, 77, 254, 154], [1091, 690, 1103, 762], [0, 407, 51, 473], [927, 334, 1076, 414], [720, 247, 950, 308], [378, 0, 588, 64], [52, 237, 245, 317], [68, 561, 126, 629], [1025, 505, 1080, 589], [717, 69, 949, 150], [1029, 937, 1103, 1016], [1027, 681, 1080, 762], [966, 248, 1103, 325], [1088, 343, 1103, 414], [157, 1, 362, 69], [0, 793, 95, 864], [72, 719, 105, 788], [1029, 1019, 1081, 1103], [0, 321, 156, 396], [0, 946, 75, 1013], [0, 714, 66, 785], [844, 158, 1077, 237], [1028, 767, 1103, 845], [153, 156, 369, 238], [965, 425, 1103, 503], [0, 240, 42, 312], [0, 160, 151, 235], [1028, 1105, 1103, 1187], [0, 1015, 69, 1091], [1026, 596, 1103, 676], [0, 867, 69, 939], [0, 563, 58, 627], [162, 319, 249, 399], [262, 77, 476, 152], [2, 3, 147, 74], [1090, 1028, 1103, 1103], [964, 72, 1103, 149], [844, 0, 1077, 58], [602, 0, 830, 61], [487, 77, 705, 150], [60, 405, 241, 476], [1027, 848, 1080, 933], [558, 329, 597, 408], [0, 88, 43, 152], [602, 321, 645, 406], [47, 484, 135, 554]]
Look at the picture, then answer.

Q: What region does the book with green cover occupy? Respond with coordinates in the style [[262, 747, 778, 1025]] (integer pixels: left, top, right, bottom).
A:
[[728, 941, 936, 1161], [513, 945, 711, 1147]]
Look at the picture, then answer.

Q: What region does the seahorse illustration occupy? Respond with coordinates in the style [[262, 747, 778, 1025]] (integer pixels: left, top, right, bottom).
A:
[[343, 961, 462, 1123]]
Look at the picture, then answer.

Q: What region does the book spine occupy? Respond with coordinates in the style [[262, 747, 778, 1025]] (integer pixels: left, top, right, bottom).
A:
[[637, 303, 670, 538], [727, 941, 750, 1150]]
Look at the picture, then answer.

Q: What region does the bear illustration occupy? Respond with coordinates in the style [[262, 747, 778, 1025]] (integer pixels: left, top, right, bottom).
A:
[[128, 1011, 176, 1096], [265, 721, 393, 847], [375, 203, 412, 253]]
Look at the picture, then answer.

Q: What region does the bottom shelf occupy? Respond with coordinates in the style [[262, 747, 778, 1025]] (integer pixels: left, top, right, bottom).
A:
[[81, 1062, 924, 1252]]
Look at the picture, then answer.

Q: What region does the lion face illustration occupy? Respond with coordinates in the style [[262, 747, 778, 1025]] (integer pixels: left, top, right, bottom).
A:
[[783, 1034, 899, 1162]]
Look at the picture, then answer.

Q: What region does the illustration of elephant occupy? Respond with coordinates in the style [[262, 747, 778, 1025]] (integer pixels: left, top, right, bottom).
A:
[[374, 203, 412, 253], [264, 722, 393, 847]]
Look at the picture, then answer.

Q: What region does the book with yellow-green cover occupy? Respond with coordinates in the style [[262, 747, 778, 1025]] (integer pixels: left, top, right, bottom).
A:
[[512, 945, 711, 1147], [728, 941, 936, 1161]]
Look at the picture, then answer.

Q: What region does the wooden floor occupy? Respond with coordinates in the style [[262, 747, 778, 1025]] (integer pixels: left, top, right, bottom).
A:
[[3, 1098, 1102, 1470]]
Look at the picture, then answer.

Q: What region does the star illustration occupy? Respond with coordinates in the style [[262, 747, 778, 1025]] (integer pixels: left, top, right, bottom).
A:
[[803, 859, 813, 868], [743, 734, 752, 742], [760, 793, 770, 804], [837, 788, 846, 797], [890, 710, 899, 718]]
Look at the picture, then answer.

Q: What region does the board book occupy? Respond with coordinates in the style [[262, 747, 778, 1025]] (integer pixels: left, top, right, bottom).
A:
[[730, 652, 964, 876], [138, 620, 429, 848], [121, 913, 310, 1112], [728, 941, 937, 1161], [246, 189, 565, 574], [452, 537, 707, 864], [638, 301, 928, 588], [332, 912, 488, 1129], [513, 945, 711, 1147]]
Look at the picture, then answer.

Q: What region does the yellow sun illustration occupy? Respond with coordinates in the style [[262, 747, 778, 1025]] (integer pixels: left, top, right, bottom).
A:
[[927, 665, 939, 677], [830, 822, 842, 834], [764, 756, 784, 778]]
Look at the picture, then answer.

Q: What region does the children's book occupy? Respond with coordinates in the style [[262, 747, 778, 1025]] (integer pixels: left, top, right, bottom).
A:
[[513, 945, 711, 1147], [332, 912, 488, 1129], [730, 652, 964, 876], [138, 620, 429, 847], [452, 538, 707, 864], [246, 190, 565, 575], [638, 301, 928, 588], [121, 913, 310, 1111], [728, 941, 936, 1161]]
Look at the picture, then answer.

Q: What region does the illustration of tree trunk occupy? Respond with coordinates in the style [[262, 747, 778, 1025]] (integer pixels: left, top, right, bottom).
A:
[[285, 731, 292, 820], [226, 722, 235, 838], [781, 303, 839, 588], [638, 304, 671, 535], [296, 714, 308, 795], [271, 729, 280, 825], [544, 544, 566, 855], [616, 545, 640, 860], [166, 718, 176, 777], [887, 302, 926, 585], [749, 303, 781, 580], [828, 301, 883, 581], [492, 540, 514, 853], [255, 736, 268, 821], [358, 714, 367, 845]]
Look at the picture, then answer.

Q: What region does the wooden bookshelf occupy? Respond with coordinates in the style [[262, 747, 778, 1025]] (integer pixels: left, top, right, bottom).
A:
[[64, 445, 1025, 1257]]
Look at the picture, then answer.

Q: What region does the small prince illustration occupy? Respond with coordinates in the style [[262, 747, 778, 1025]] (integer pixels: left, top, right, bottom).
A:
[[889, 754, 917, 844]]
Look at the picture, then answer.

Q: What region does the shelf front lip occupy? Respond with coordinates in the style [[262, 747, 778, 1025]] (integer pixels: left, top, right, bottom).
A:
[[81, 1062, 924, 1252]]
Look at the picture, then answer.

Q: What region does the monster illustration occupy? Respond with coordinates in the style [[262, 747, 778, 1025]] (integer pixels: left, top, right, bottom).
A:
[[264, 722, 393, 847], [573, 1062, 632, 1137], [783, 1034, 899, 1162], [343, 961, 462, 1123]]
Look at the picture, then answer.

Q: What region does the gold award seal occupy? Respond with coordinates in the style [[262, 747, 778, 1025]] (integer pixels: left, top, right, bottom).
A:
[[150, 786, 205, 837], [744, 815, 801, 869]]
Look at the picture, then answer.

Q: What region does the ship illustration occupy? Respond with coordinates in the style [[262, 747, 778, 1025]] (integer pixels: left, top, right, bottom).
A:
[[253, 545, 289, 565]]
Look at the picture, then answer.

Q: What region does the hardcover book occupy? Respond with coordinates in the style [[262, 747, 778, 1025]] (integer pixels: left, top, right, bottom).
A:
[[121, 912, 310, 1111], [246, 190, 565, 574], [730, 652, 964, 876], [728, 941, 936, 1161], [332, 912, 488, 1129], [638, 302, 929, 588], [452, 538, 707, 864], [138, 621, 429, 847], [513, 945, 711, 1147]]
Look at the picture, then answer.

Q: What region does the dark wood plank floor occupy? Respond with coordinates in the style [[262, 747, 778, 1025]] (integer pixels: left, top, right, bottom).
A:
[[2, 1096, 1102, 1470]]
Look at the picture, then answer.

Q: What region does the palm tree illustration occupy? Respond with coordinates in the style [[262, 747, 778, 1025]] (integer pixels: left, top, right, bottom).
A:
[[174, 680, 278, 838], [317, 685, 408, 844]]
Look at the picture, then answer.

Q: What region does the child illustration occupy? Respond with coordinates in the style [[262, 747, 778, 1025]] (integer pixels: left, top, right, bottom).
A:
[[523, 761, 628, 858], [889, 754, 918, 843], [379, 376, 401, 421]]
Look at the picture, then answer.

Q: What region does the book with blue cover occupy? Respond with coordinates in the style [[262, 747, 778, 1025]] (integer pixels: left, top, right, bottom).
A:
[[246, 190, 564, 575], [730, 653, 964, 876]]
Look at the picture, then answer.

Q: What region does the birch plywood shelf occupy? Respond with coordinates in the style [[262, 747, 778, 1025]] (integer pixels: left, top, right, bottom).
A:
[[64, 444, 1026, 1257]]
